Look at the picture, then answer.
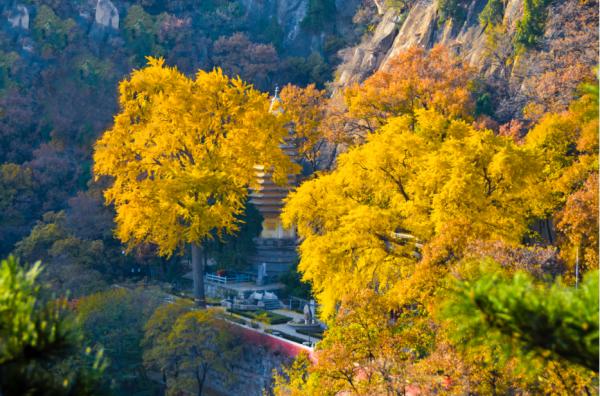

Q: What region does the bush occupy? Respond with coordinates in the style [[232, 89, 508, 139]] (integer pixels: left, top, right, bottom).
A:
[[77, 287, 164, 394], [281, 53, 332, 88], [32, 5, 77, 53], [265, 329, 307, 344], [295, 327, 324, 339], [0, 256, 105, 395], [124, 5, 160, 65], [444, 269, 599, 372], [280, 267, 311, 299], [255, 311, 271, 325], [437, 0, 468, 26], [224, 314, 248, 326], [514, 0, 552, 50], [479, 0, 504, 27], [301, 0, 337, 32], [475, 91, 494, 117], [228, 309, 292, 325]]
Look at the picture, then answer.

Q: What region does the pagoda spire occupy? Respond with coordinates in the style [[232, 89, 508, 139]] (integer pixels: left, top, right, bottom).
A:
[[269, 84, 283, 114]]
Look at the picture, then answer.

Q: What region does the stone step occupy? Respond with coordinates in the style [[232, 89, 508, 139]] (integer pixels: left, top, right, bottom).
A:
[[262, 299, 282, 310]]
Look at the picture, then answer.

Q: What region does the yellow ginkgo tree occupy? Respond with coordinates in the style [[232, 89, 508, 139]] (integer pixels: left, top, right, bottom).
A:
[[282, 109, 549, 317], [94, 58, 298, 306], [525, 83, 599, 273]]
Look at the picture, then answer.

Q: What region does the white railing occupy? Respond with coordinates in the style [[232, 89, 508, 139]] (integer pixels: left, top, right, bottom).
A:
[[205, 273, 254, 284]]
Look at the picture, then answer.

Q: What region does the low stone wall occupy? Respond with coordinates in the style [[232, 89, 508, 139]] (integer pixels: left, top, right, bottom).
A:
[[206, 325, 312, 396]]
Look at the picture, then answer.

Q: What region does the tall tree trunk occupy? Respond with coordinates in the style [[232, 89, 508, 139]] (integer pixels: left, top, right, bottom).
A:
[[161, 369, 167, 395], [191, 242, 206, 307], [544, 218, 554, 245], [196, 365, 208, 396]]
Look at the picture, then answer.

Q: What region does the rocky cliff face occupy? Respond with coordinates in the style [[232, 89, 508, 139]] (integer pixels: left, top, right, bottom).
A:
[[240, 0, 361, 55], [335, 0, 598, 120], [240, 0, 310, 53], [6, 4, 28, 30], [95, 0, 119, 29]]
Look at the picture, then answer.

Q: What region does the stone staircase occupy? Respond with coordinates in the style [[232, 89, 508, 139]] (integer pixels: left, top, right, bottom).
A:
[[262, 298, 282, 310]]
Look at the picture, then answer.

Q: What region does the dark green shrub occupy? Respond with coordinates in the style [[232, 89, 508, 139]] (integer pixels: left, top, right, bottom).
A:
[[124, 5, 160, 65], [0, 256, 106, 395], [301, 0, 337, 32], [280, 267, 311, 299], [475, 91, 494, 117], [514, 0, 552, 50], [265, 329, 306, 344], [32, 5, 77, 52], [295, 327, 324, 339], [224, 314, 248, 326], [444, 269, 599, 372], [479, 0, 504, 27], [228, 309, 292, 325], [437, 0, 468, 26]]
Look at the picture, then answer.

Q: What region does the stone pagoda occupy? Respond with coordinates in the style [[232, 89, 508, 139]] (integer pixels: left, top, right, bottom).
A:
[[248, 87, 298, 280]]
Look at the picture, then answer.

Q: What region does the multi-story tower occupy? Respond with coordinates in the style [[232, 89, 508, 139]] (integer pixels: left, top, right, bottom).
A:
[[248, 88, 298, 278]]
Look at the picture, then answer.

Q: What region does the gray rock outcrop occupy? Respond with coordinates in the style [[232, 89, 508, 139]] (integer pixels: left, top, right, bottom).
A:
[[337, 8, 401, 86], [276, 0, 309, 44], [95, 0, 119, 29], [335, 0, 496, 88], [7, 4, 29, 30], [241, 0, 361, 55]]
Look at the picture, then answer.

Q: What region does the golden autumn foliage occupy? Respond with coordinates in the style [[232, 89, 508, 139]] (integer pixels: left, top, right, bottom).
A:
[[282, 108, 547, 316], [273, 291, 434, 396], [278, 83, 330, 173], [272, 351, 318, 396], [278, 61, 598, 395], [89, 46, 597, 395], [93, 58, 299, 256], [526, 84, 599, 271], [312, 290, 433, 395], [557, 173, 599, 268]]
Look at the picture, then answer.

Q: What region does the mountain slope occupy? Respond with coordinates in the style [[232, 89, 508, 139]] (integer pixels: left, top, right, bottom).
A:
[[335, 0, 598, 121]]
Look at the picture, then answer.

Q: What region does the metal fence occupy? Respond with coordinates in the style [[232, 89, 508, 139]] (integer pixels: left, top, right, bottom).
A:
[[205, 273, 255, 284]]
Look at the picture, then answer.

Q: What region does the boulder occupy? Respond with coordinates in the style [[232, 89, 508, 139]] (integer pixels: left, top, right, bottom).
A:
[[7, 4, 29, 30], [277, 0, 308, 44], [336, 8, 401, 86], [94, 0, 118, 29]]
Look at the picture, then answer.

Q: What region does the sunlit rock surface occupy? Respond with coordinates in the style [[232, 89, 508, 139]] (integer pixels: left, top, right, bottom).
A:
[[95, 0, 119, 29]]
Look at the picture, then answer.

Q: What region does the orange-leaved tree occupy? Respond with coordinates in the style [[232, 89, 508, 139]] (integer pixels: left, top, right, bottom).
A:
[[279, 83, 331, 173], [526, 81, 599, 274], [340, 45, 475, 138]]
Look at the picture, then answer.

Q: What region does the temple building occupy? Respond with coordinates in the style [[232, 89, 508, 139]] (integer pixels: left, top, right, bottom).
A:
[[248, 88, 299, 279]]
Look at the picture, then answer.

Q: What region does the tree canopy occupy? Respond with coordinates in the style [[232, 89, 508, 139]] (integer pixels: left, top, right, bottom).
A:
[[277, 49, 598, 396], [143, 306, 242, 395], [341, 45, 475, 137], [283, 108, 547, 316], [94, 57, 299, 256]]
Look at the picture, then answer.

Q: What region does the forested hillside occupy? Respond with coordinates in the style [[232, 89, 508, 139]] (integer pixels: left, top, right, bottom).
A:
[[0, 0, 362, 277], [0, 0, 598, 395]]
